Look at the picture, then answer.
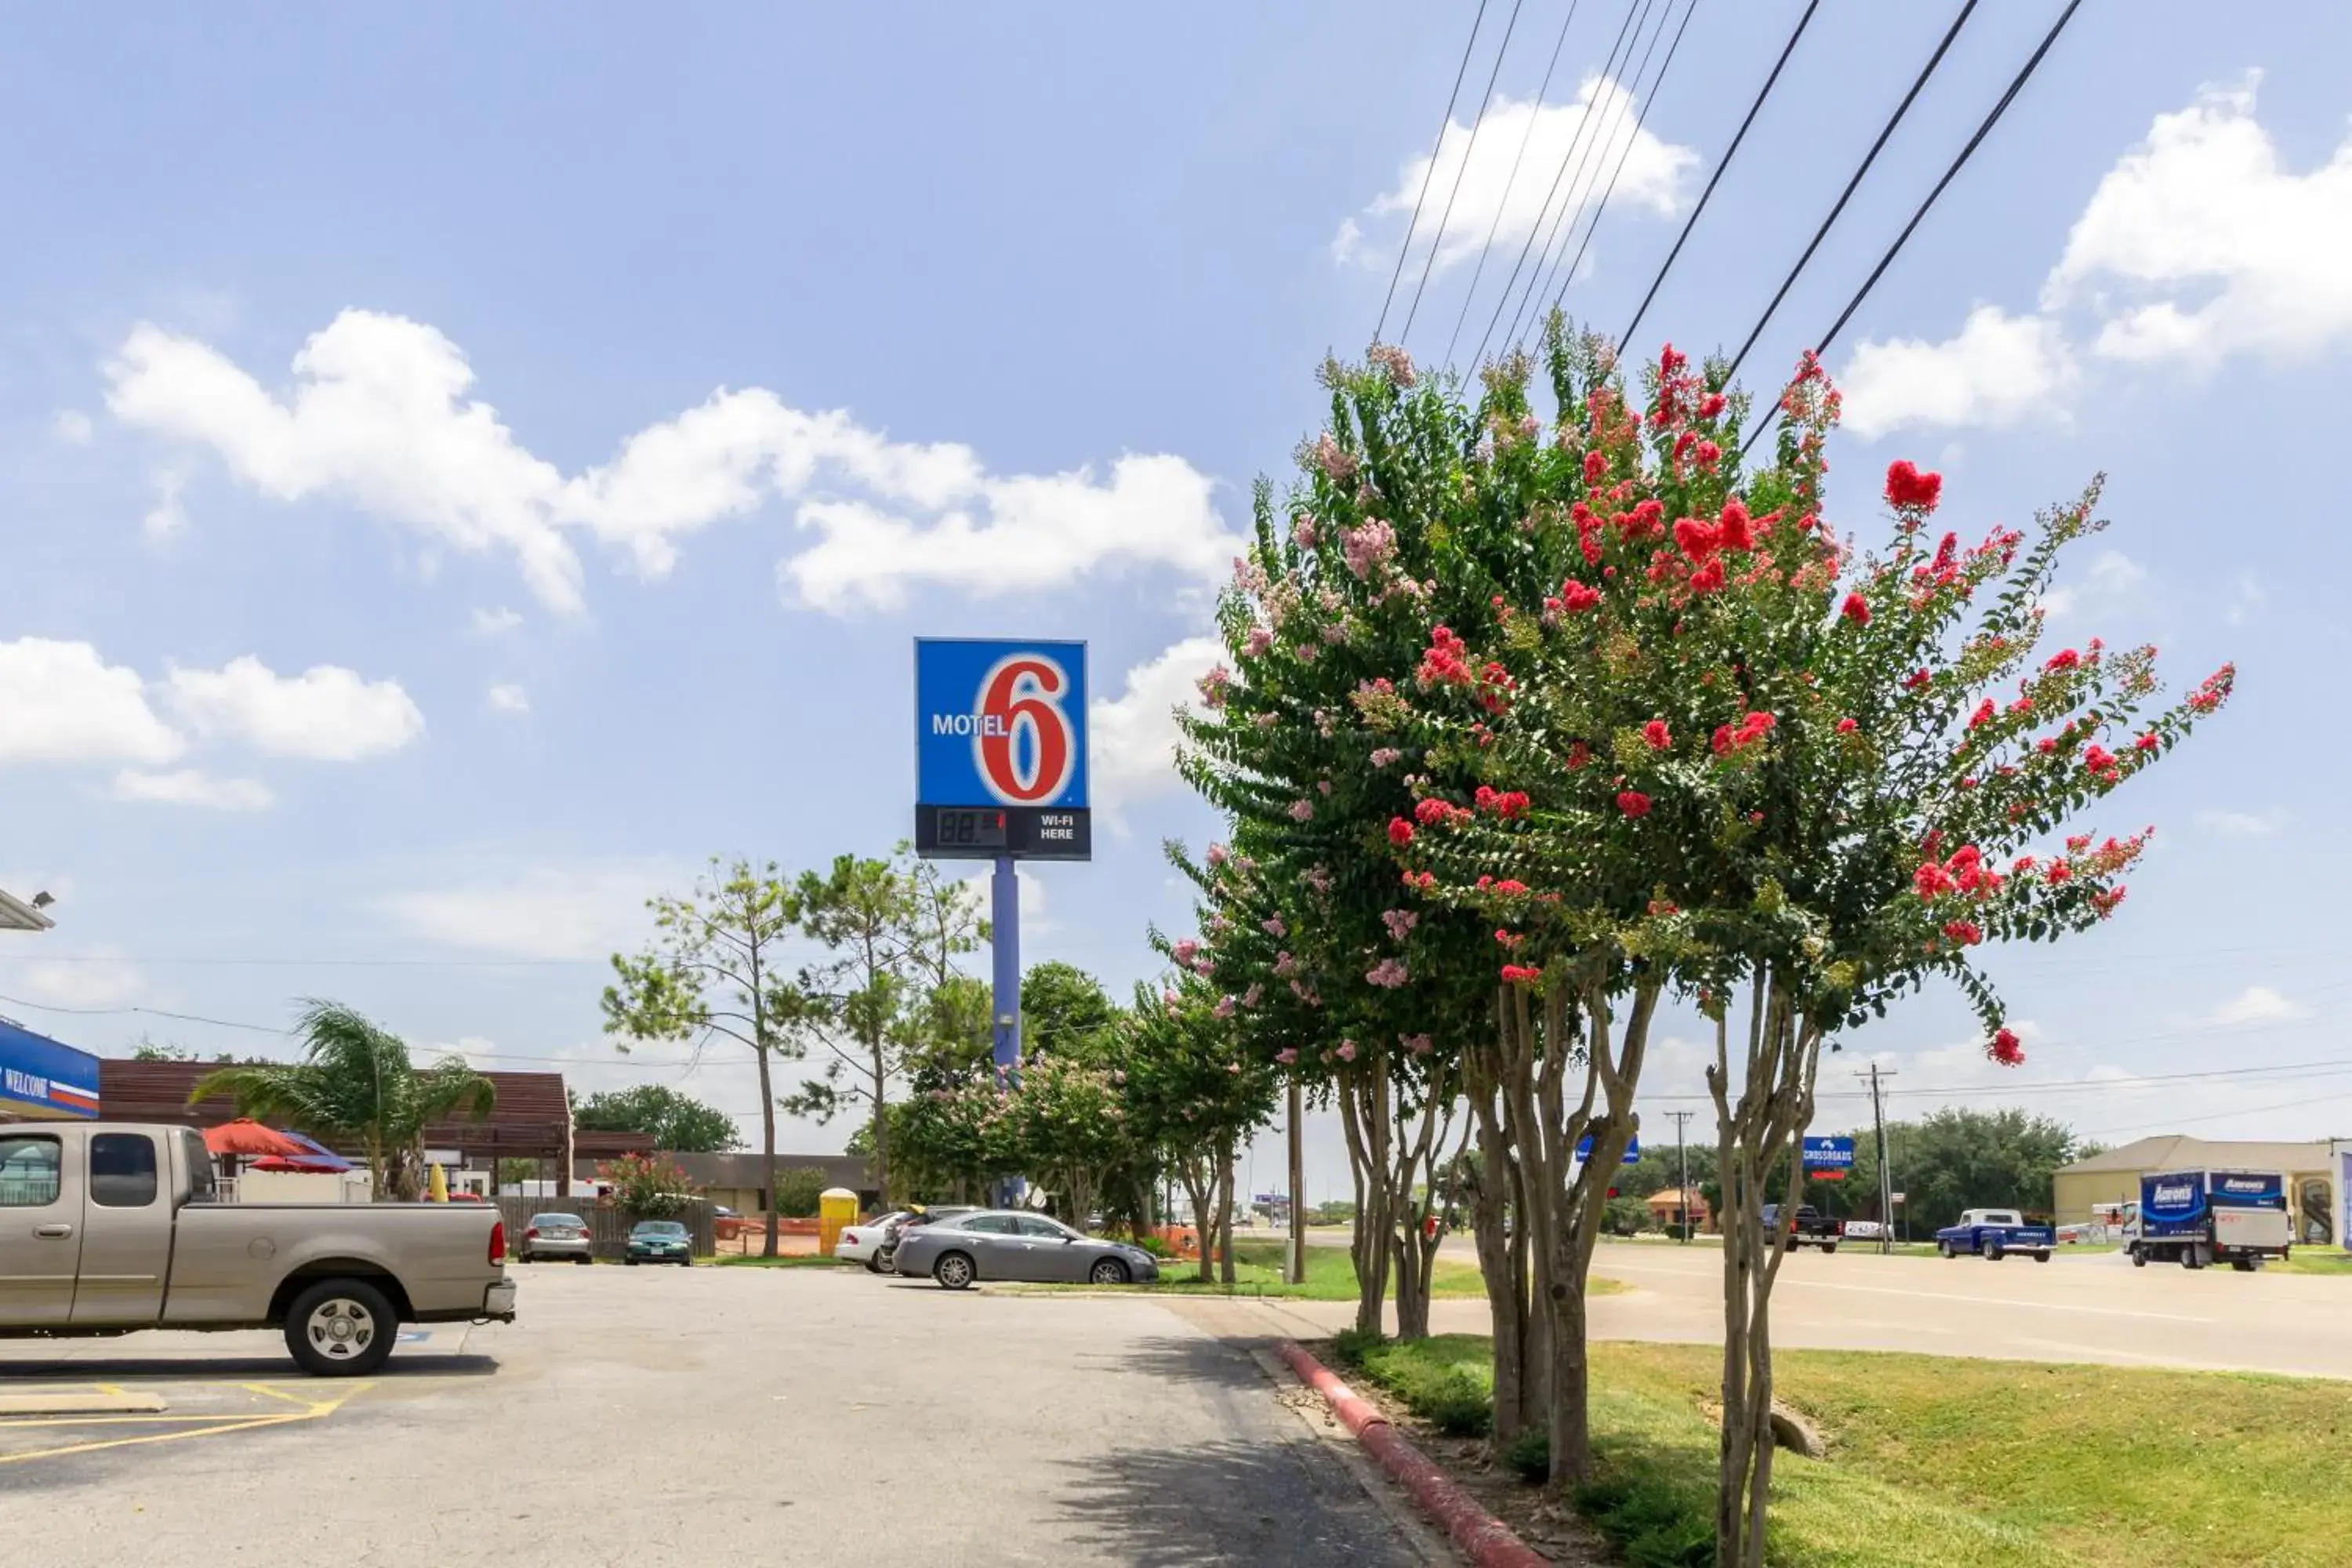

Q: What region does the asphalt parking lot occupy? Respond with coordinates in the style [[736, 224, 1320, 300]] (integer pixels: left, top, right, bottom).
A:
[[0, 1263, 1445, 1568]]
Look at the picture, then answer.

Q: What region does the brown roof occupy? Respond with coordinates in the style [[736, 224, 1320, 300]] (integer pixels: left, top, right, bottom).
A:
[[2059, 1135, 2333, 1177], [96, 1058, 577, 1160]]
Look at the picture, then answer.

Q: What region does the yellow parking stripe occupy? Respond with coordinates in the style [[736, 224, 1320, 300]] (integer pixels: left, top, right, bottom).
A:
[[0, 1381, 371, 1466]]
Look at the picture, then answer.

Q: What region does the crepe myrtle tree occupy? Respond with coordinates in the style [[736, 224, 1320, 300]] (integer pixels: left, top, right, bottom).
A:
[[1122, 973, 1282, 1283], [1177, 347, 1599, 1345], [1396, 335, 2234, 1561], [1160, 810, 1474, 1340]]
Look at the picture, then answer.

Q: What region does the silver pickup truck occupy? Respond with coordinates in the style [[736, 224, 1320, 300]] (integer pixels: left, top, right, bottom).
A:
[[0, 1121, 516, 1375]]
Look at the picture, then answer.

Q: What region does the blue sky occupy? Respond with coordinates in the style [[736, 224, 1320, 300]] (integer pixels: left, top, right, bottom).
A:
[[3, 5, 2347, 1197]]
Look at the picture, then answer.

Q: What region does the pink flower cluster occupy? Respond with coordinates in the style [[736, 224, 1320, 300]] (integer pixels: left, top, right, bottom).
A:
[[1341, 519, 1397, 579], [1500, 964, 1541, 985], [1914, 843, 2002, 902], [1473, 784, 1530, 818], [1381, 908, 1417, 942], [1711, 710, 1777, 757], [1417, 626, 1473, 688], [1365, 958, 1410, 989]]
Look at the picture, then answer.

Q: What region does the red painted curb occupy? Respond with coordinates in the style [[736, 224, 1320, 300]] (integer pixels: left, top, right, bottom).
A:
[[1277, 1339, 1551, 1568]]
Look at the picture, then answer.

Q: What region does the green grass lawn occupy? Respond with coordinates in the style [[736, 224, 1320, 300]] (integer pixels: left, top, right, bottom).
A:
[[2269, 1248, 2352, 1275], [1336, 1334, 2352, 1566], [995, 1239, 1628, 1301]]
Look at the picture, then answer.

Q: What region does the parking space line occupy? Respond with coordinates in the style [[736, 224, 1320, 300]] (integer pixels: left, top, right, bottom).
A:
[[0, 1381, 372, 1468], [241, 1382, 314, 1408]]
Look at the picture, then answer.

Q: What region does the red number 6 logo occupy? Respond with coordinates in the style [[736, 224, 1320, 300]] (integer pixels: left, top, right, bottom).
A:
[[974, 655, 1075, 805]]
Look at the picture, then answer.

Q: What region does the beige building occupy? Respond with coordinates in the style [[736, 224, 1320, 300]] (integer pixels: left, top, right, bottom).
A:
[[2053, 1136, 2338, 1244]]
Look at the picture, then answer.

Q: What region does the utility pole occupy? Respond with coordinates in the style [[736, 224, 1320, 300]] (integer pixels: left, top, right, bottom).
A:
[[1860, 1064, 1897, 1255], [1666, 1109, 1697, 1242]]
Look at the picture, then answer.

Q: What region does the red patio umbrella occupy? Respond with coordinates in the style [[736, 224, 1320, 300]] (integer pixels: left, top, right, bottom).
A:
[[203, 1120, 309, 1159]]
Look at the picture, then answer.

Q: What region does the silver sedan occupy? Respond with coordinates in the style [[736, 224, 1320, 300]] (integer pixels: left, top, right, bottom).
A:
[[519, 1212, 593, 1265], [891, 1210, 1161, 1290]]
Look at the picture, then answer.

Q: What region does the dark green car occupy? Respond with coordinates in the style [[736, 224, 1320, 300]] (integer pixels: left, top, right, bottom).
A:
[[625, 1219, 693, 1266]]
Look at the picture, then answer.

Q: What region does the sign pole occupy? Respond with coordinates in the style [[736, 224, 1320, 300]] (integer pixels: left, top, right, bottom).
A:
[[990, 854, 1021, 1073]]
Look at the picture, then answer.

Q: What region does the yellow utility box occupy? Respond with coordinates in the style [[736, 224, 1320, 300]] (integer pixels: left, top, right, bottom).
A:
[[819, 1188, 859, 1256]]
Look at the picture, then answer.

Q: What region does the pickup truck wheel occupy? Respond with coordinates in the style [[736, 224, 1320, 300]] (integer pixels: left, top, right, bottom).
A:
[[2033, 1251, 2051, 1263], [1820, 1243, 1837, 1254], [285, 1279, 396, 1377], [1938, 1240, 1955, 1259], [1983, 1238, 2005, 1261]]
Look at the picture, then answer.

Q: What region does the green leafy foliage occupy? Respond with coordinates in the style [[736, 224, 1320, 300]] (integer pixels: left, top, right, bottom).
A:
[[191, 999, 494, 1201], [771, 1165, 829, 1218], [572, 1085, 742, 1153]]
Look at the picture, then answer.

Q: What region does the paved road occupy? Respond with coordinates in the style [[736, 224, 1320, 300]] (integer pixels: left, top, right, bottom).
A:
[[0, 1265, 1443, 1568], [1261, 1239, 2352, 1379]]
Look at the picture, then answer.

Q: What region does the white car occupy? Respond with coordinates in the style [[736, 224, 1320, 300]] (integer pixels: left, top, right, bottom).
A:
[[837, 1211, 908, 1273], [1842, 1219, 1886, 1242]]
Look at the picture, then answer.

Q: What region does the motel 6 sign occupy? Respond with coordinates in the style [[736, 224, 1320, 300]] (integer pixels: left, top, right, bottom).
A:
[[913, 639, 1091, 861]]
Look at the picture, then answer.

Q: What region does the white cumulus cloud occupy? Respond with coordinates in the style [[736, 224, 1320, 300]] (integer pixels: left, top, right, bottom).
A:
[[2195, 808, 2285, 838], [1090, 636, 1223, 811], [2046, 74, 2352, 364], [13, 947, 147, 1010], [51, 410, 94, 445], [0, 639, 183, 765], [106, 309, 1232, 617], [485, 683, 529, 714], [1340, 79, 1697, 281], [471, 605, 523, 635], [1838, 307, 2077, 441], [111, 768, 274, 811], [164, 655, 424, 761], [2203, 985, 2309, 1028], [376, 861, 676, 961]]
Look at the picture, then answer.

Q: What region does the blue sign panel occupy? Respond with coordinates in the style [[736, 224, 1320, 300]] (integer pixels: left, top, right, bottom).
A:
[[1803, 1136, 1856, 1170], [1574, 1134, 1641, 1164], [0, 1018, 100, 1120], [2141, 1170, 2209, 1231], [914, 639, 1091, 861], [2208, 1171, 2285, 1209]]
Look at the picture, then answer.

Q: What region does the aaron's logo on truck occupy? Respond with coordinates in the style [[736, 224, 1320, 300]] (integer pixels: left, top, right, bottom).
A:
[[2152, 1181, 2196, 1207]]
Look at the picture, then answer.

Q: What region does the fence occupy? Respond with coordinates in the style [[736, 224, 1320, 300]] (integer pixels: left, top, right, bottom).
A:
[[496, 1195, 718, 1260]]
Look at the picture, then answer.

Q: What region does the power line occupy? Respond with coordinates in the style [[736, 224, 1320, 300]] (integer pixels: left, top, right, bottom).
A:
[[1443, 0, 1588, 368], [1494, 0, 1668, 357], [1399, 0, 1529, 347], [1740, 0, 2082, 460], [1618, 0, 1819, 349], [1723, 0, 1978, 386], [1468, 0, 1646, 368], [1523, 0, 1702, 348], [1375, 0, 1495, 344]]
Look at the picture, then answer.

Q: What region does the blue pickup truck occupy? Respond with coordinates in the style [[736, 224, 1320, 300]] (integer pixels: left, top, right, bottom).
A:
[[1935, 1208, 2054, 1261]]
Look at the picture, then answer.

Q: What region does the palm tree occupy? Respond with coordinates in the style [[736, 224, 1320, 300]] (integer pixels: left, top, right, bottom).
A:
[[191, 1000, 496, 1200]]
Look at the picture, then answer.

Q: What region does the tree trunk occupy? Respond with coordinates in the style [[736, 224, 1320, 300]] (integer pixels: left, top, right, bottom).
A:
[[1178, 1156, 1215, 1283], [1467, 1018, 1538, 1446], [870, 1052, 892, 1207], [1335, 1062, 1391, 1336], [1709, 971, 1822, 1568], [756, 1044, 780, 1258]]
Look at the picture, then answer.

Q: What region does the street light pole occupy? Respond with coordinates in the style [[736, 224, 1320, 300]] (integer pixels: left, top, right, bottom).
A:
[[1668, 1109, 1696, 1242]]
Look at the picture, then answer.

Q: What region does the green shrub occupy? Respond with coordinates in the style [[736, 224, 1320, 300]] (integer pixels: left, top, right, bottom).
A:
[[1503, 1428, 1550, 1483], [772, 1167, 828, 1218], [1328, 1327, 1384, 1369]]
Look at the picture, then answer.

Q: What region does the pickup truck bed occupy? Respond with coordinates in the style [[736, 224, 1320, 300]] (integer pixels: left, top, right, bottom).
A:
[[1, 1122, 515, 1374]]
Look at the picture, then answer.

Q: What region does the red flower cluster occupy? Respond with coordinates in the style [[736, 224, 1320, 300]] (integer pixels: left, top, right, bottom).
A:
[[2187, 664, 2234, 714], [1474, 785, 1530, 818], [1941, 919, 1984, 946], [2045, 648, 2081, 672], [1492, 879, 1529, 895], [1988, 1027, 2025, 1067], [2082, 743, 2120, 783], [1915, 844, 2002, 901], [1417, 626, 1473, 687], [1642, 719, 1671, 750], [1414, 797, 1469, 827], [1617, 790, 1653, 818], [1903, 668, 1932, 692], [1836, 717, 1858, 734], [1499, 964, 1542, 985], [1566, 740, 1592, 770], [1559, 579, 1602, 614], [1583, 449, 1607, 485], [1387, 816, 1414, 847], [1841, 593, 1871, 626], [1885, 459, 1944, 514], [1711, 710, 1777, 757]]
